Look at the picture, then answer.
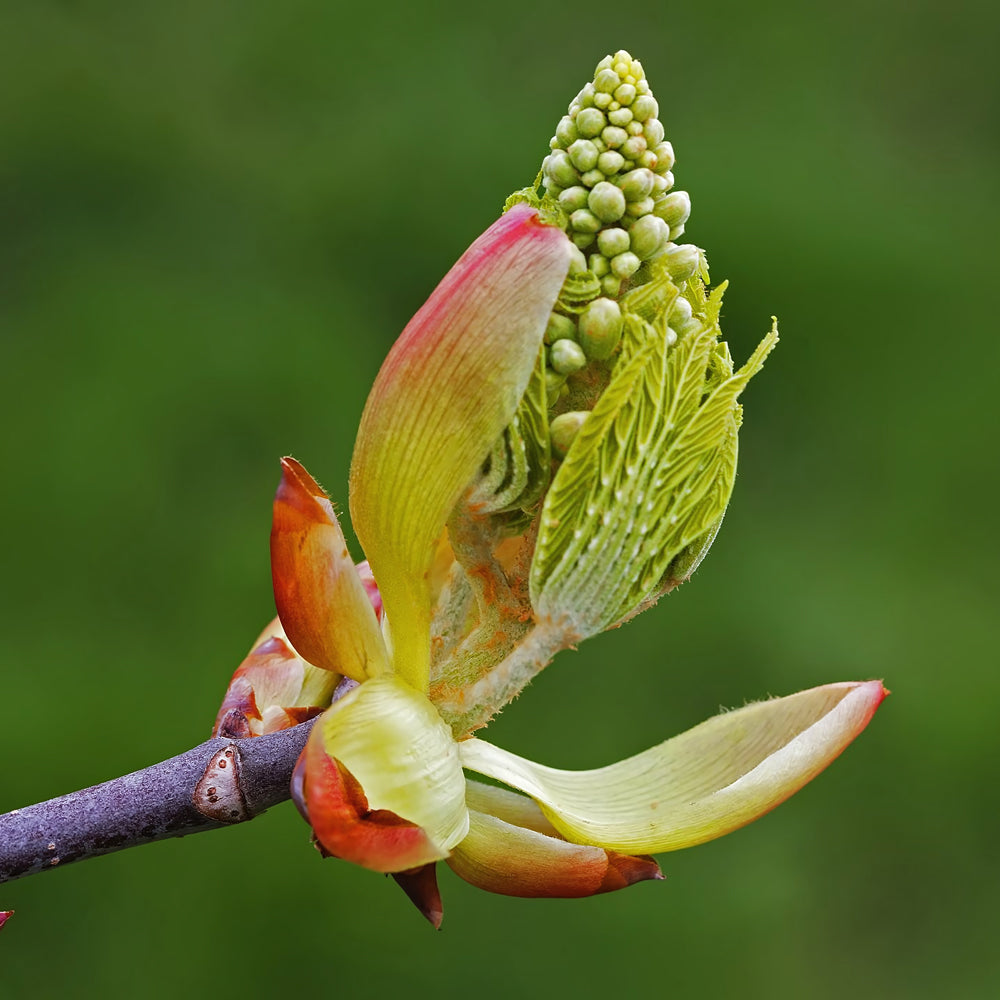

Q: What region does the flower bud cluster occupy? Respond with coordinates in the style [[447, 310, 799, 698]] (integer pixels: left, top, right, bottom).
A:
[[534, 51, 701, 458], [542, 51, 689, 288]]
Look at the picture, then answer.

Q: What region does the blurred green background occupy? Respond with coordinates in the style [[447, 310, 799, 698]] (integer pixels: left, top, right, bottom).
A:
[[2, 0, 996, 996]]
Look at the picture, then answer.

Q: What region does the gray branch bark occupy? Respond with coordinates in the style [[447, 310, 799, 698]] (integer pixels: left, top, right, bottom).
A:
[[0, 720, 315, 885]]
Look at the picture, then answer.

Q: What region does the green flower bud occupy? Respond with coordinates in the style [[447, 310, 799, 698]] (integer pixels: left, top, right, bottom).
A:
[[621, 136, 648, 161], [549, 338, 588, 375], [567, 139, 599, 172], [626, 121, 644, 137], [593, 91, 613, 110], [588, 252, 610, 277], [602, 274, 622, 297], [628, 214, 670, 259], [567, 244, 588, 275], [626, 196, 655, 218], [575, 107, 606, 138], [613, 83, 636, 106], [597, 150, 625, 176], [572, 231, 596, 249], [611, 251, 641, 279], [608, 107, 633, 127], [653, 171, 673, 194], [544, 312, 577, 344], [670, 294, 692, 324], [594, 68, 620, 94], [558, 185, 591, 212], [555, 116, 578, 147], [597, 227, 631, 258], [573, 83, 596, 108], [601, 126, 628, 149], [544, 368, 566, 398], [669, 222, 686, 240], [545, 150, 580, 188], [580, 168, 604, 188], [652, 140, 674, 173], [669, 295, 701, 336], [578, 297, 623, 360], [630, 94, 658, 122], [550, 411, 590, 460], [588, 181, 627, 223], [654, 190, 691, 229], [643, 119, 665, 147], [637, 150, 658, 171], [618, 167, 655, 202], [663, 243, 701, 281], [570, 208, 602, 233]]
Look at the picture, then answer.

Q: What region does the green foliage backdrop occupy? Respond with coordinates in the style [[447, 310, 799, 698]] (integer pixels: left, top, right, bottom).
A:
[[2, 1, 996, 996]]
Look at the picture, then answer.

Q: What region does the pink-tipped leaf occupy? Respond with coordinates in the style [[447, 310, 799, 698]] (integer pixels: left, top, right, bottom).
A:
[[459, 680, 887, 853], [349, 204, 570, 691], [271, 457, 388, 682]]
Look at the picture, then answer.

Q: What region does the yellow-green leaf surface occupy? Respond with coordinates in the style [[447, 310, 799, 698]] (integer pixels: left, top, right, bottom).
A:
[[531, 313, 778, 635], [350, 205, 570, 691], [468, 350, 551, 519], [464, 779, 559, 835], [458, 680, 886, 853]]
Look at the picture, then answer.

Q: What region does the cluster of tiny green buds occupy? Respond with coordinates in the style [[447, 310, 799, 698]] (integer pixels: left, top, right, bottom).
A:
[[549, 410, 589, 460], [543, 51, 687, 280], [532, 50, 700, 452]]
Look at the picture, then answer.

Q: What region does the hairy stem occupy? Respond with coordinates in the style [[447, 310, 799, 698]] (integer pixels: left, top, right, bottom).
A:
[[437, 618, 576, 735], [0, 721, 315, 886]]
